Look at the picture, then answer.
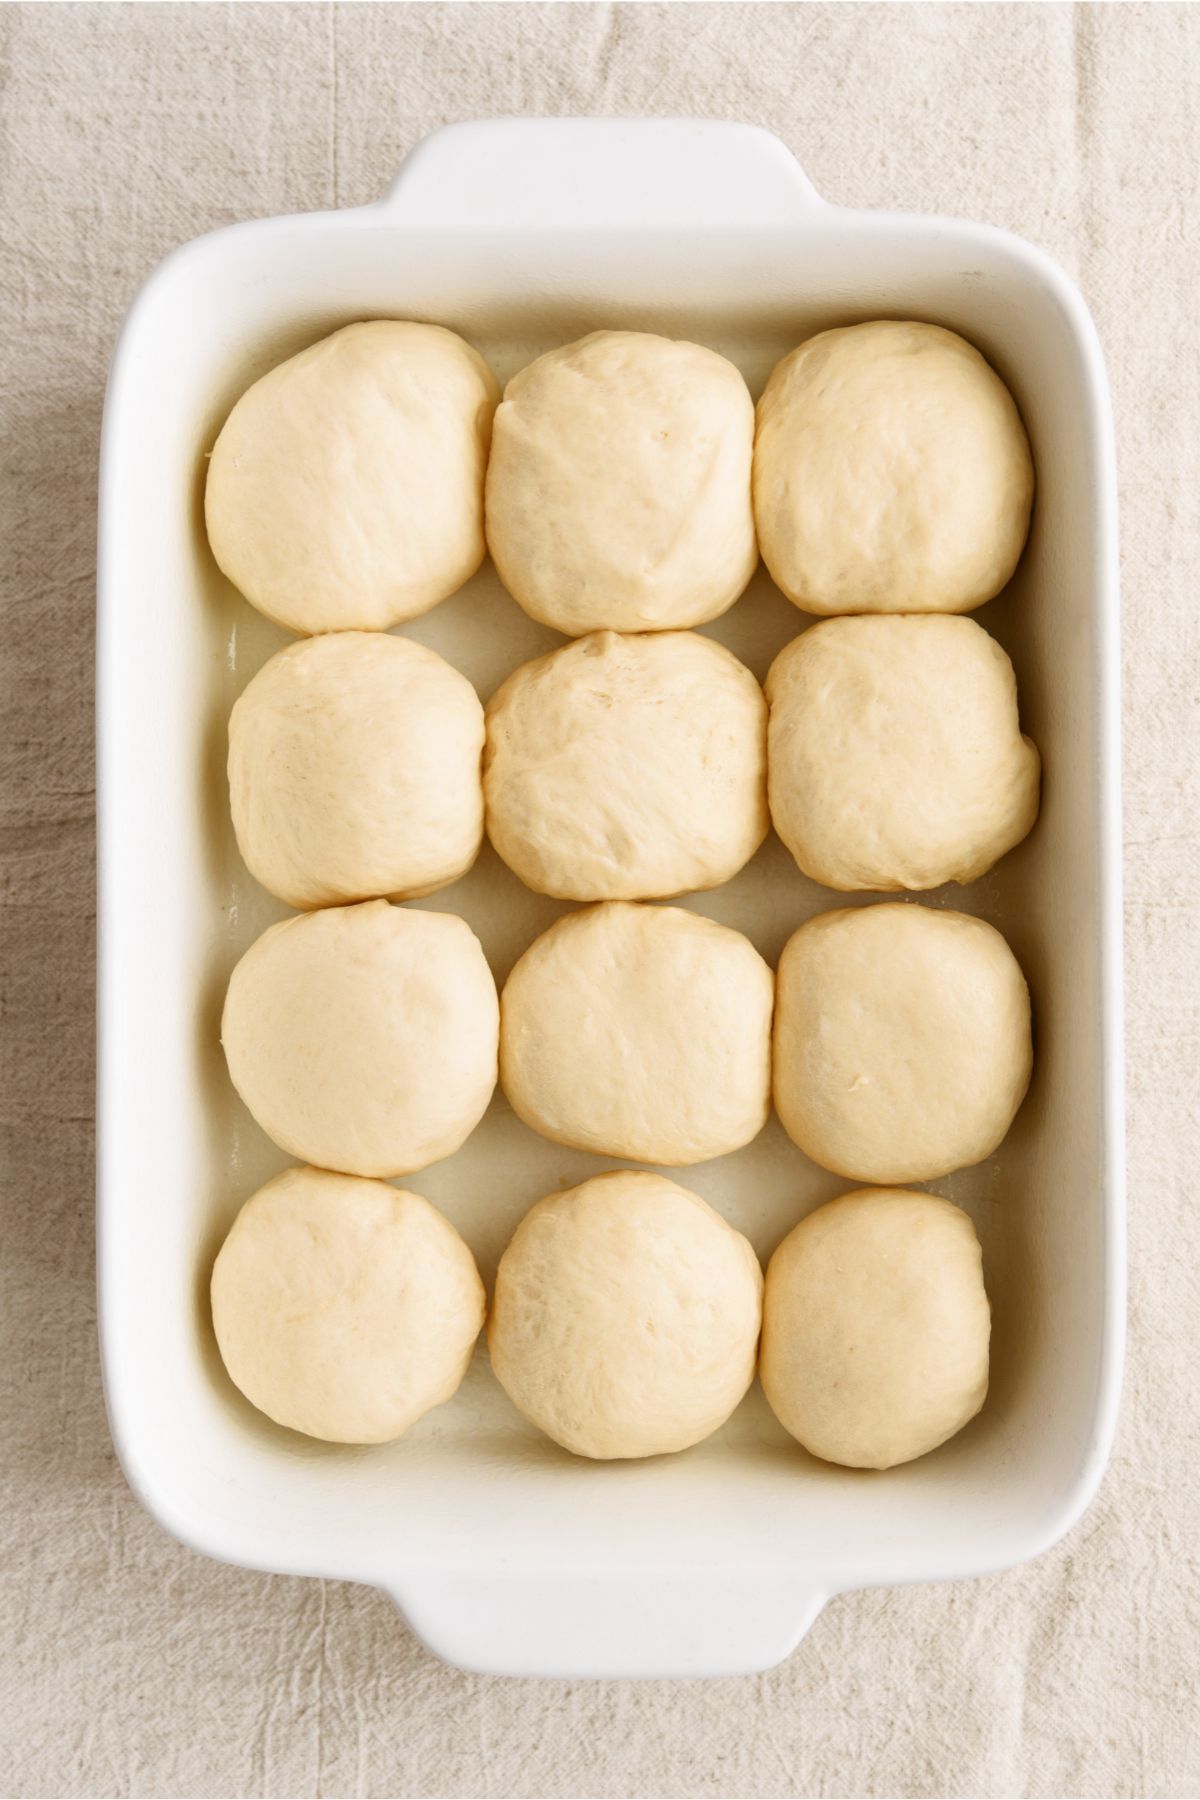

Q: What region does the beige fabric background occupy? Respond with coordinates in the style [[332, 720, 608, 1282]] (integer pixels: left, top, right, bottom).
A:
[[1, 4, 1197, 1796]]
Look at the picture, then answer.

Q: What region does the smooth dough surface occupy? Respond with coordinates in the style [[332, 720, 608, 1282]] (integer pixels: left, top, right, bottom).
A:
[[754, 320, 1034, 615], [484, 630, 767, 900], [766, 615, 1041, 891], [760, 1188, 990, 1469], [485, 331, 757, 633], [205, 321, 499, 634], [222, 901, 498, 1177], [774, 904, 1033, 1183], [488, 1170, 762, 1459], [211, 1166, 485, 1444], [500, 903, 773, 1165], [229, 632, 484, 909]]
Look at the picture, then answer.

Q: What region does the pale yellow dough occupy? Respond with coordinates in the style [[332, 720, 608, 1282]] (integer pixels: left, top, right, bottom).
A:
[[229, 631, 484, 910], [221, 901, 498, 1177], [754, 319, 1033, 615], [488, 1170, 762, 1459], [760, 1188, 990, 1470], [766, 615, 1041, 891], [484, 630, 767, 900], [485, 331, 757, 633], [205, 320, 499, 634], [500, 902, 773, 1165], [211, 1166, 485, 1444], [774, 903, 1033, 1183]]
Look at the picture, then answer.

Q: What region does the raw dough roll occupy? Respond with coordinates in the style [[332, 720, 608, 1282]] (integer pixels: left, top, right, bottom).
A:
[[222, 901, 498, 1177], [760, 1188, 990, 1469], [211, 1165, 484, 1444], [488, 1170, 762, 1459], [206, 320, 499, 634], [485, 331, 757, 633], [773, 903, 1033, 1183], [484, 630, 767, 900], [229, 631, 484, 910], [766, 615, 1041, 891], [500, 902, 773, 1165], [754, 319, 1033, 615]]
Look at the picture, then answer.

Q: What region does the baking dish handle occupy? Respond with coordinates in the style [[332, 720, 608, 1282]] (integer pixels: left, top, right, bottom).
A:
[[387, 1572, 829, 1679], [378, 118, 825, 233]]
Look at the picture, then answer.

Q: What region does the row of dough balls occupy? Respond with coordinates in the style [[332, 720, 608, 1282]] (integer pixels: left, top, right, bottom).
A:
[[229, 615, 1040, 912], [222, 898, 1031, 1186], [212, 1166, 990, 1469], [205, 319, 1034, 638]]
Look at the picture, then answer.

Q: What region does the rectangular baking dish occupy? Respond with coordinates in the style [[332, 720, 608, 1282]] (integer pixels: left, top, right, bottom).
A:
[[97, 118, 1124, 1679]]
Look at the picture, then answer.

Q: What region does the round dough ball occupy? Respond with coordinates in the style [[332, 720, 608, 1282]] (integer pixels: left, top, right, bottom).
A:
[[500, 903, 773, 1165], [485, 331, 757, 634], [754, 320, 1033, 615], [484, 630, 767, 900], [211, 1165, 484, 1444], [766, 615, 1040, 891], [774, 904, 1032, 1183], [229, 632, 484, 909], [489, 1170, 762, 1459], [760, 1188, 990, 1469], [206, 321, 499, 634], [222, 901, 498, 1177]]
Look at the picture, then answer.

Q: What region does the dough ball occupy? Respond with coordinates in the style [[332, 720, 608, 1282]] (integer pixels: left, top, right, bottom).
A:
[[229, 632, 484, 909], [766, 615, 1040, 890], [211, 1165, 484, 1444], [485, 331, 757, 634], [501, 903, 773, 1165], [760, 1188, 990, 1469], [222, 901, 498, 1177], [774, 904, 1032, 1183], [206, 321, 499, 634], [754, 320, 1033, 615], [484, 630, 767, 900], [489, 1170, 762, 1459]]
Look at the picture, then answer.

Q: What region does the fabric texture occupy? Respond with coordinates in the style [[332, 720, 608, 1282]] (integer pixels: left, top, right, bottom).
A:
[[1, 4, 1197, 1795]]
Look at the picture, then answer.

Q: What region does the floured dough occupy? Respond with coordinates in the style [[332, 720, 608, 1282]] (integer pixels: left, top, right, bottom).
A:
[[760, 1187, 990, 1469], [206, 320, 499, 634], [211, 1165, 484, 1444], [774, 903, 1033, 1183], [500, 902, 773, 1165], [766, 615, 1041, 890], [484, 630, 767, 900], [221, 900, 498, 1177], [488, 1170, 762, 1459], [485, 331, 757, 633], [229, 631, 484, 909], [754, 319, 1033, 615]]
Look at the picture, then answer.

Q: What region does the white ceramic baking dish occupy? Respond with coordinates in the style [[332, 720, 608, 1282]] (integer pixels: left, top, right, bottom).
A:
[[97, 118, 1124, 1679]]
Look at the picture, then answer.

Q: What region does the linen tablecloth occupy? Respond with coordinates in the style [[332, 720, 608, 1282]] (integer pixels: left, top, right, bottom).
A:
[[1, 5, 1196, 1795]]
